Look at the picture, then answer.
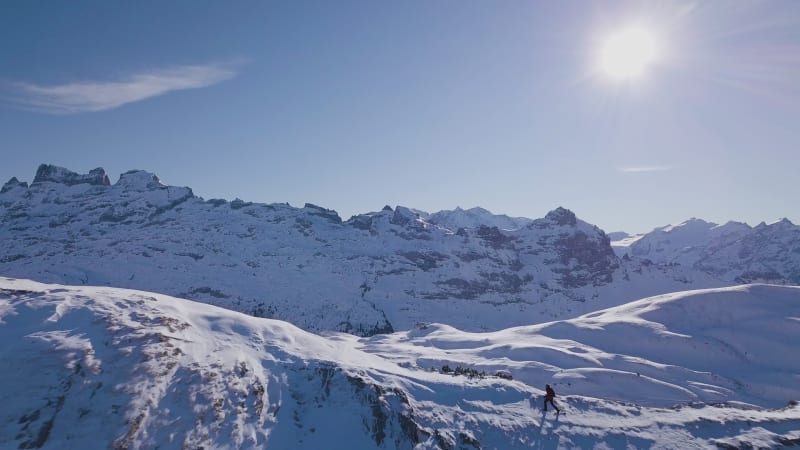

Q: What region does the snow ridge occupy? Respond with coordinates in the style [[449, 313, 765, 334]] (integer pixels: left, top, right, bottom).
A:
[[1, 278, 798, 449]]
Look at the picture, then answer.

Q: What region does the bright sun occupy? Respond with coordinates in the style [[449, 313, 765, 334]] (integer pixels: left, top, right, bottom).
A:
[[600, 27, 657, 79]]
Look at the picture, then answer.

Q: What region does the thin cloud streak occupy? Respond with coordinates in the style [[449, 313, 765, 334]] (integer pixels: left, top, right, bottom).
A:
[[5, 63, 239, 114], [618, 166, 674, 173]]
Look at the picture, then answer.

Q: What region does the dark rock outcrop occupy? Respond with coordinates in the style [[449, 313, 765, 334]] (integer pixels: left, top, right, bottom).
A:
[[33, 164, 110, 186], [303, 203, 342, 224], [543, 207, 577, 227], [391, 206, 418, 227], [1, 177, 28, 193], [116, 170, 164, 191]]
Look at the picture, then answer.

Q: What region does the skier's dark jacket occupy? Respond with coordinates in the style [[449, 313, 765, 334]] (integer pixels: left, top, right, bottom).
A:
[[545, 385, 556, 399]]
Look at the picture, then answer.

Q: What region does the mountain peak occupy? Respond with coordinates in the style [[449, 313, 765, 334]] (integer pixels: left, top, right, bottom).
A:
[[391, 205, 419, 226], [717, 220, 749, 228], [0, 177, 28, 193], [668, 217, 716, 231], [33, 164, 110, 187], [770, 217, 794, 226], [303, 203, 342, 223], [752, 217, 796, 232], [115, 170, 165, 191], [426, 206, 531, 231], [465, 206, 491, 215], [544, 207, 577, 226]]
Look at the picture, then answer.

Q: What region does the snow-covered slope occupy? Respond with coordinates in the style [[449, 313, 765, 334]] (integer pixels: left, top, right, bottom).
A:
[[618, 219, 747, 263], [1, 278, 799, 449], [1, 164, 727, 335], [620, 218, 800, 284]]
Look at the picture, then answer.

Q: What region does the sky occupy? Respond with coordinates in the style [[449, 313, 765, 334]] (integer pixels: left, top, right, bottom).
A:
[[1, 1, 798, 234]]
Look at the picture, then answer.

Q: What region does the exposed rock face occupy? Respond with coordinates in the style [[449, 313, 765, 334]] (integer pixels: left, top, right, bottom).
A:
[[390, 206, 418, 227], [527, 208, 618, 289], [303, 203, 342, 223], [475, 225, 518, 250], [115, 170, 165, 191], [541, 206, 578, 227], [33, 164, 110, 186], [0, 177, 28, 193], [551, 231, 616, 287]]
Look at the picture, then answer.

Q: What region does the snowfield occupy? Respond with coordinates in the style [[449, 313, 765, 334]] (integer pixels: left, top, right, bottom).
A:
[[1, 277, 798, 449]]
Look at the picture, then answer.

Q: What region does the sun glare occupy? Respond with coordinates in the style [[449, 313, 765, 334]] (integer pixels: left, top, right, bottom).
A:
[[600, 27, 657, 80]]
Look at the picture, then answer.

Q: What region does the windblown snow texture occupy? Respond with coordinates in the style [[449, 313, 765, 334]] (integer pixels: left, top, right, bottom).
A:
[[1, 278, 799, 449]]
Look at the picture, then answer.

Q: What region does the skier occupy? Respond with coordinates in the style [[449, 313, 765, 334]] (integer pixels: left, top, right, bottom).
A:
[[543, 384, 560, 413]]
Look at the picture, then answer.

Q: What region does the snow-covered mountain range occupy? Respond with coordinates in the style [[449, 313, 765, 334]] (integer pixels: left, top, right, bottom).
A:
[[2, 164, 798, 336], [2, 277, 798, 449], [612, 218, 800, 284]]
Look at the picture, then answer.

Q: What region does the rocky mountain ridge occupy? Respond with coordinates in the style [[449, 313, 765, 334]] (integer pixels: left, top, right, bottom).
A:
[[615, 217, 800, 284], [1, 164, 796, 335]]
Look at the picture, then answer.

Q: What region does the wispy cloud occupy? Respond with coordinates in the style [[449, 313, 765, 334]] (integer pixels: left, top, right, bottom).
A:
[[4, 63, 239, 114], [618, 166, 674, 173]]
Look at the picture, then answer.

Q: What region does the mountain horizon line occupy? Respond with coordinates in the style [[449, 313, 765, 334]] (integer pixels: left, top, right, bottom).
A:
[[4, 163, 795, 235]]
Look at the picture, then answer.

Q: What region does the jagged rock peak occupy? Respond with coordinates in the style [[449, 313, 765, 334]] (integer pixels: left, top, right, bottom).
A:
[[684, 217, 714, 225], [115, 170, 165, 190], [381, 205, 393, 212], [770, 218, 795, 227], [753, 218, 795, 230], [303, 203, 342, 223], [391, 206, 419, 226], [33, 164, 110, 186], [751, 218, 796, 232], [303, 203, 335, 213], [544, 207, 577, 226], [1, 177, 28, 193]]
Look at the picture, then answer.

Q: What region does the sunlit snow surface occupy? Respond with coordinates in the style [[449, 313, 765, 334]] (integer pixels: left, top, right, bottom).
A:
[[1, 277, 798, 449]]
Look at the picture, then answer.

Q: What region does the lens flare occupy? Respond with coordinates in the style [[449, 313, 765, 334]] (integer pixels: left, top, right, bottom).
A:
[[600, 27, 657, 79]]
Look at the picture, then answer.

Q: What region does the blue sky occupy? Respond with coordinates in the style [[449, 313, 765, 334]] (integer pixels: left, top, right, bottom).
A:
[[1, 1, 798, 233]]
